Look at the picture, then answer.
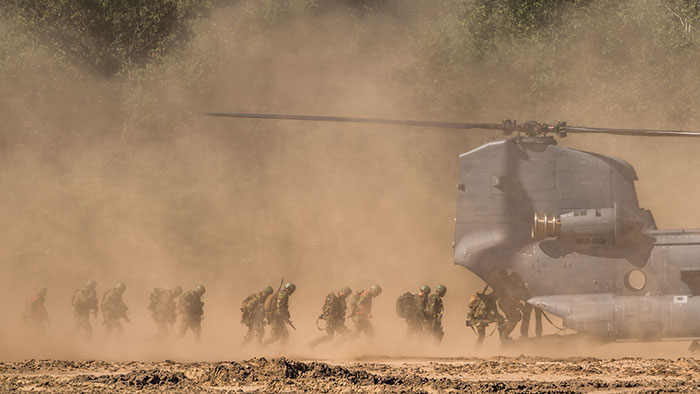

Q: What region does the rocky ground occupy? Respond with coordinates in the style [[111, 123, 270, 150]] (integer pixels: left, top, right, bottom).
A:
[[2, 355, 700, 393]]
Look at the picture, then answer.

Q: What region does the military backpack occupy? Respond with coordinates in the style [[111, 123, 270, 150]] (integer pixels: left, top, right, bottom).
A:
[[396, 292, 417, 318]]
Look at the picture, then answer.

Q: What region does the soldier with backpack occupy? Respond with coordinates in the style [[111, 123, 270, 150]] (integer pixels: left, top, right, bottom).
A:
[[349, 285, 382, 340], [310, 286, 352, 348], [178, 285, 206, 340], [424, 285, 447, 343], [263, 282, 296, 345], [396, 290, 421, 338], [101, 282, 130, 338], [148, 286, 182, 339], [72, 280, 98, 340], [240, 285, 274, 344], [466, 288, 502, 344]]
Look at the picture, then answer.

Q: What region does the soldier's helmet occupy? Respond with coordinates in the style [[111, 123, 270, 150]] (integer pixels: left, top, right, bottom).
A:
[[171, 286, 183, 297], [36, 287, 48, 298], [262, 286, 274, 296], [340, 286, 352, 297], [115, 282, 126, 293], [85, 279, 97, 289], [435, 284, 447, 296], [195, 284, 206, 296], [469, 293, 479, 303], [420, 285, 431, 295], [285, 282, 296, 294], [369, 284, 382, 296]]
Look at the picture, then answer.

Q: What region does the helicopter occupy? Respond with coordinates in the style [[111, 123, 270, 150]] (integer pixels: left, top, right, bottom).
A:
[[207, 111, 700, 343]]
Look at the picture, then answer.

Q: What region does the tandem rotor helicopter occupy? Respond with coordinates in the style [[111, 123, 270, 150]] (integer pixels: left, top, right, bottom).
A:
[[208, 111, 700, 343]]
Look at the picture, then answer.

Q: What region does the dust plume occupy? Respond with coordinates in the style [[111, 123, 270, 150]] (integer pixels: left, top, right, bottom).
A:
[[0, 0, 699, 362]]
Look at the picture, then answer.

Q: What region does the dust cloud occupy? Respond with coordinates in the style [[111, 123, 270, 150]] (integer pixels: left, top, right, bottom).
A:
[[0, 1, 699, 362]]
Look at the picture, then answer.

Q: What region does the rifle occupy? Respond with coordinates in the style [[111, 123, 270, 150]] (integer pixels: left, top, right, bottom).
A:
[[286, 319, 296, 331]]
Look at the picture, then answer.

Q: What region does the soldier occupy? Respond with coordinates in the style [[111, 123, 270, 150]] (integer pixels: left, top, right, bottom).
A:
[[415, 285, 431, 333], [396, 287, 426, 338], [466, 289, 502, 344], [240, 285, 273, 344], [497, 294, 521, 341], [310, 286, 352, 347], [350, 284, 382, 340], [263, 282, 296, 345], [101, 282, 130, 338], [178, 285, 206, 340], [425, 284, 447, 343], [149, 286, 182, 339], [72, 280, 98, 340], [23, 287, 50, 333]]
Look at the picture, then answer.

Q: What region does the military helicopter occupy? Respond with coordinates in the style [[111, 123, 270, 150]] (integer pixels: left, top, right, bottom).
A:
[[207, 111, 700, 342]]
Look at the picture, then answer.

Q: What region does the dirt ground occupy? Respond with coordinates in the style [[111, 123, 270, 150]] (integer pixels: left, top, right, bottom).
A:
[[3, 354, 700, 393]]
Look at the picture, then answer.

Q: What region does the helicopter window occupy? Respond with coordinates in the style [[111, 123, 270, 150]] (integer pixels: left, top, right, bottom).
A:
[[595, 210, 602, 217], [624, 269, 647, 292], [592, 238, 606, 245], [574, 210, 588, 217], [576, 238, 590, 245]]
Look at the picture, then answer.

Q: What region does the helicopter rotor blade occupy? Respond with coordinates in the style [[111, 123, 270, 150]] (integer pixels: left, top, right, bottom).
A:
[[205, 112, 503, 131], [563, 125, 700, 137]]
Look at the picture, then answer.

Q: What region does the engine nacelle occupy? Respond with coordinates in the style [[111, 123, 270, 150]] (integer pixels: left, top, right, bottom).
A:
[[532, 203, 640, 248]]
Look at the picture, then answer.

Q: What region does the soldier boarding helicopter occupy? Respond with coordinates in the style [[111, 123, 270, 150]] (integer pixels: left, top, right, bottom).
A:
[[207, 111, 700, 343]]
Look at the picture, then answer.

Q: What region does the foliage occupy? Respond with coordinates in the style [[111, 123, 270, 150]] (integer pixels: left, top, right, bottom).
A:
[[0, 0, 211, 76]]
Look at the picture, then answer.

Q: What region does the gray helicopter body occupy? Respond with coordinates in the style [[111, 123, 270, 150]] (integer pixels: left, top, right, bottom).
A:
[[454, 136, 700, 340]]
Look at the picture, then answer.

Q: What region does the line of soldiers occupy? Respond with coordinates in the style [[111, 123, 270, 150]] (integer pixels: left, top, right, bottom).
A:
[[465, 287, 543, 344], [22, 281, 207, 341], [22, 280, 542, 346], [240, 283, 383, 347], [396, 285, 447, 343]]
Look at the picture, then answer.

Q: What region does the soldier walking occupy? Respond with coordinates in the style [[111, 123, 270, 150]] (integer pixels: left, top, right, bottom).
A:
[[466, 289, 502, 344], [263, 282, 296, 345], [23, 287, 50, 333], [424, 285, 447, 343], [149, 286, 182, 339], [497, 294, 522, 342], [240, 285, 273, 344], [350, 285, 382, 340], [101, 282, 130, 338], [396, 286, 427, 338], [72, 280, 98, 340], [178, 285, 206, 340], [310, 286, 352, 347]]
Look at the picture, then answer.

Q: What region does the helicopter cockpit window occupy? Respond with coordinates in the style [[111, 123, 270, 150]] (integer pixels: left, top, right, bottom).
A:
[[625, 269, 647, 292], [576, 238, 590, 245], [574, 210, 588, 217]]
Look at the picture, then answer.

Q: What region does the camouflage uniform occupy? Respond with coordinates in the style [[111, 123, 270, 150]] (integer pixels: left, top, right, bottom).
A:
[[497, 295, 521, 341], [310, 287, 351, 347], [466, 291, 502, 344], [72, 282, 98, 340], [241, 287, 272, 344], [149, 287, 181, 338], [23, 287, 50, 333], [101, 283, 129, 338], [178, 286, 205, 340], [424, 285, 446, 343], [264, 286, 294, 345], [351, 285, 381, 339]]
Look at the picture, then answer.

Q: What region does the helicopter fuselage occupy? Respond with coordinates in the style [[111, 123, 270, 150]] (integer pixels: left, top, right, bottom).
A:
[[453, 137, 700, 340]]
